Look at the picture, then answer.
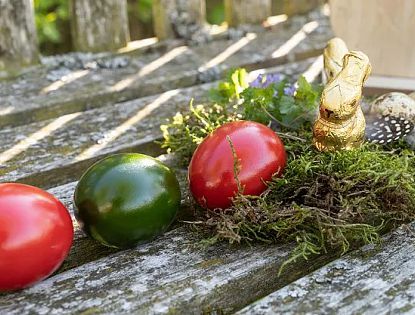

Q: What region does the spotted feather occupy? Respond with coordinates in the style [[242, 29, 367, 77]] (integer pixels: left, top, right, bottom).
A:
[[365, 114, 414, 144]]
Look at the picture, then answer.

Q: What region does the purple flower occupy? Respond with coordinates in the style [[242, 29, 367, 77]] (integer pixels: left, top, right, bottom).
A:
[[249, 73, 283, 88], [284, 85, 296, 96], [264, 73, 283, 87], [249, 74, 264, 88]]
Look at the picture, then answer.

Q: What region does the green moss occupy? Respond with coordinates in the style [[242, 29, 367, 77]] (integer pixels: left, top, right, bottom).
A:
[[166, 121, 414, 269], [202, 134, 414, 270], [161, 70, 415, 270]]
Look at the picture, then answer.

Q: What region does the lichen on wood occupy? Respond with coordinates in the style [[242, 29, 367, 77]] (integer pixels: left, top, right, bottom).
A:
[[0, 7, 331, 128], [152, 0, 209, 43], [225, 0, 272, 27], [0, 60, 316, 189], [237, 222, 415, 315]]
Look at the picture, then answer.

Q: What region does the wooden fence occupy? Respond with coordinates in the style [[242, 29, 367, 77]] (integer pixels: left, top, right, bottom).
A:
[[0, 0, 321, 75]]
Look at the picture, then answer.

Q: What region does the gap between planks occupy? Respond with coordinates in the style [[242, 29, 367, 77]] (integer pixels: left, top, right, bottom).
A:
[[0, 170, 340, 315], [0, 58, 321, 279], [0, 58, 317, 189], [0, 8, 332, 128]]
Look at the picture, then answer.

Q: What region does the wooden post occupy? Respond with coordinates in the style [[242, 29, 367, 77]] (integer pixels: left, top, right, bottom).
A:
[[0, 0, 39, 76], [330, 0, 415, 78], [152, 0, 206, 40], [272, 0, 322, 16], [225, 0, 272, 26], [70, 0, 130, 52]]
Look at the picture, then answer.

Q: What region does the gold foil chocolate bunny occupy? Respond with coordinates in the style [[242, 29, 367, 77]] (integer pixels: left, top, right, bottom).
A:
[[313, 48, 372, 152]]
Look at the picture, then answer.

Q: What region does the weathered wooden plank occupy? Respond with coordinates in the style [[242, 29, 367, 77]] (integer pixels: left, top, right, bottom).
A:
[[45, 181, 118, 273], [237, 223, 415, 315], [0, 8, 332, 128], [0, 58, 317, 189], [152, 0, 207, 41], [0, 156, 342, 315], [0, 0, 39, 77], [225, 0, 272, 26], [0, 82, 210, 188], [0, 212, 339, 315], [48, 154, 192, 273], [70, 0, 130, 52], [0, 155, 188, 281], [0, 58, 321, 290]]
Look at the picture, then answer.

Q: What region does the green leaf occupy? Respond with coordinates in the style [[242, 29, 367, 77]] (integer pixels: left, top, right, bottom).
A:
[[231, 68, 249, 98], [209, 70, 322, 130], [295, 76, 320, 110], [279, 95, 296, 115], [208, 68, 249, 105]]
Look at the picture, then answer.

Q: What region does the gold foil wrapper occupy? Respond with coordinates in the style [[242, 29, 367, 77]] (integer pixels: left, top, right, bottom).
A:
[[313, 39, 371, 152], [323, 37, 349, 82]]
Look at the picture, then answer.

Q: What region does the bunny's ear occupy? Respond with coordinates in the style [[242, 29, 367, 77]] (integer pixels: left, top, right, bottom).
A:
[[323, 38, 349, 82]]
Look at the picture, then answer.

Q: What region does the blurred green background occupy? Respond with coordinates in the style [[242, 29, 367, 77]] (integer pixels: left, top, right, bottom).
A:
[[35, 0, 225, 55], [35, 0, 319, 55]]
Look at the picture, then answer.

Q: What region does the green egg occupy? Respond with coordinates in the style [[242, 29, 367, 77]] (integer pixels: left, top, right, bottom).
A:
[[74, 153, 181, 248]]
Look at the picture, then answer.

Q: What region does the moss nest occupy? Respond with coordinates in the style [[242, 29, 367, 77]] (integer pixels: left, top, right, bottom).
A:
[[161, 71, 415, 266], [199, 131, 415, 267]]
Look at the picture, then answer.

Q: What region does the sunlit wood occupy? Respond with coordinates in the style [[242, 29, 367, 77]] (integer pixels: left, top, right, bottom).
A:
[[271, 21, 319, 58], [110, 46, 188, 92], [41, 70, 90, 94], [330, 0, 415, 78], [75, 90, 179, 161], [0, 113, 81, 165], [198, 33, 257, 72]]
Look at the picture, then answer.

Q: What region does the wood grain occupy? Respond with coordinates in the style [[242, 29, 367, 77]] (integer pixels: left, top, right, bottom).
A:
[[0, 0, 39, 77], [237, 223, 415, 315], [225, 0, 272, 26], [70, 0, 130, 52], [152, 0, 206, 40], [330, 0, 415, 78], [0, 59, 316, 189], [0, 7, 332, 128]]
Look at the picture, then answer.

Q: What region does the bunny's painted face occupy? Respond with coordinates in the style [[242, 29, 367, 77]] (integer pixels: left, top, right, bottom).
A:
[[319, 83, 359, 122]]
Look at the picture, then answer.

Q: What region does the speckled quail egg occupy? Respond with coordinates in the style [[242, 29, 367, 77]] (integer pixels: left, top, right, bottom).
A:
[[369, 92, 415, 149]]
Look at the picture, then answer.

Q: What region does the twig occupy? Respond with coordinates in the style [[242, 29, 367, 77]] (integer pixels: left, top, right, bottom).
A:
[[278, 133, 307, 142], [181, 220, 205, 225]]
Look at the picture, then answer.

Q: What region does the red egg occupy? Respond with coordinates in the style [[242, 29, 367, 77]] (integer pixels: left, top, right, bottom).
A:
[[188, 121, 287, 209], [0, 183, 73, 291]]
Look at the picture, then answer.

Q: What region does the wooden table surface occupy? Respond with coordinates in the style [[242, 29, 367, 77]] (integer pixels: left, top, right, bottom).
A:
[[1, 8, 414, 315]]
